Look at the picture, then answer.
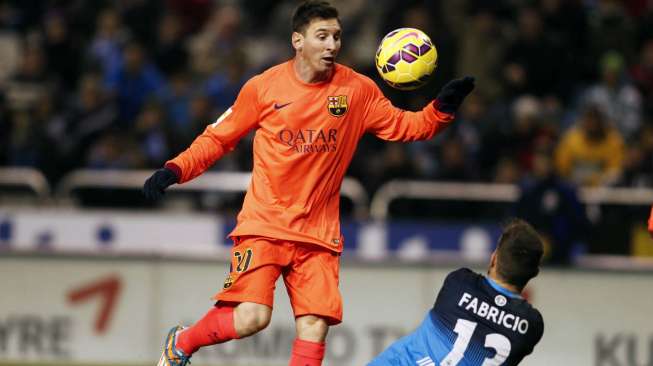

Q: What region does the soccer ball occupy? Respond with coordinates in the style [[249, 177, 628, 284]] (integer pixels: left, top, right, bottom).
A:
[[375, 28, 438, 90]]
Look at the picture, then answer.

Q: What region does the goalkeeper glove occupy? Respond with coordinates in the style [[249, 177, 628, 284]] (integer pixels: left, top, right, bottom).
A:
[[143, 167, 179, 201], [434, 76, 475, 114]]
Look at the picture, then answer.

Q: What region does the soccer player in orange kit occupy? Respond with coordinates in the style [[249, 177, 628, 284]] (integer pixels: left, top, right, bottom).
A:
[[144, 1, 474, 366]]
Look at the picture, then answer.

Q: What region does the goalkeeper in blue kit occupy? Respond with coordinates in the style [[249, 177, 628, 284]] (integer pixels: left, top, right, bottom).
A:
[[369, 219, 544, 366]]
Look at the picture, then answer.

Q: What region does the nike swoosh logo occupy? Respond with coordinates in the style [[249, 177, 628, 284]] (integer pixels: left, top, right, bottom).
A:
[[274, 102, 292, 110]]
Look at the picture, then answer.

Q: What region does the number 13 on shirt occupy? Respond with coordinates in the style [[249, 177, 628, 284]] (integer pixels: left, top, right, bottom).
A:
[[440, 319, 511, 366]]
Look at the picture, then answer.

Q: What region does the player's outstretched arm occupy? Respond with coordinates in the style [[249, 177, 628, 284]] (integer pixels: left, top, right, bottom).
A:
[[433, 76, 476, 114], [363, 75, 476, 142], [143, 166, 179, 201], [142, 77, 261, 197]]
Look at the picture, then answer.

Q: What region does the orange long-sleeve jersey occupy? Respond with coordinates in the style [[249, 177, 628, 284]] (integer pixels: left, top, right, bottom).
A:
[[167, 60, 454, 252]]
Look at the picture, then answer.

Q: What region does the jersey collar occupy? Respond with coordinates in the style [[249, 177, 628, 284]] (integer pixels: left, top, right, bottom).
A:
[[484, 276, 522, 299]]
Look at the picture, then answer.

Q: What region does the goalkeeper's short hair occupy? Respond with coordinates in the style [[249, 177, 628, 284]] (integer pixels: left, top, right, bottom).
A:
[[495, 218, 544, 289]]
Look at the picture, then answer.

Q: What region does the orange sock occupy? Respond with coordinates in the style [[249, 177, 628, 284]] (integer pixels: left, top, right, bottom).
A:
[[288, 338, 326, 366], [176, 304, 239, 355]]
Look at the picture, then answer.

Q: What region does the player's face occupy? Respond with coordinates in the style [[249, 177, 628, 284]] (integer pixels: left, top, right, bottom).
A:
[[294, 18, 341, 74]]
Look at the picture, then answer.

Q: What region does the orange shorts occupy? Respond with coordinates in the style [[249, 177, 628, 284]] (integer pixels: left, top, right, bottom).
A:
[[213, 236, 343, 325]]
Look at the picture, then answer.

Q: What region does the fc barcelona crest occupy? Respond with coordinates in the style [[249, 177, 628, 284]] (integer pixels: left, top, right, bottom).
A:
[[327, 95, 348, 117], [223, 274, 234, 289]]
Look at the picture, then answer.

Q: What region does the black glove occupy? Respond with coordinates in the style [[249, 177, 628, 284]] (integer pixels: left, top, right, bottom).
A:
[[434, 76, 475, 114], [143, 167, 179, 201]]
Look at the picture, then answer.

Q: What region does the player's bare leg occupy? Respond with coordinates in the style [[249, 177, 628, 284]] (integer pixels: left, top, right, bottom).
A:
[[289, 315, 329, 366], [233, 301, 272, 337], [295, 314, 329, 342]]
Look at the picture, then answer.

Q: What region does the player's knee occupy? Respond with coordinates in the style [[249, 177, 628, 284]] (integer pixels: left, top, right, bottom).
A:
[[296, 315, 329, 342], [234, 302, 271, 337]]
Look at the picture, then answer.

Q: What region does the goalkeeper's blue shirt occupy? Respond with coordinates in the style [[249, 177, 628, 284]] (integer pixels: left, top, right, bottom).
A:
[[369, 268, 544, 366]]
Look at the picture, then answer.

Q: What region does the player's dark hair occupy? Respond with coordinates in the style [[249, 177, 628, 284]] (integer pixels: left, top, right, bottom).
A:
[[495, 219, 544, 289], [292, 1, 340, 34]]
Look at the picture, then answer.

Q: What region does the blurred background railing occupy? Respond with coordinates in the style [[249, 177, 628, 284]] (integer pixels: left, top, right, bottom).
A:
[[5, 166, 653, 221], [2, 166, 652, 263], [0, 167, 51, 204], [54, 168, 369, 219]]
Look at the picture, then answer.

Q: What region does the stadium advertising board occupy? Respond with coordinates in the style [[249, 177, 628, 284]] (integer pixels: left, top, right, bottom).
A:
[[0, 209, 501, 261], [0, 258, 651, 366]]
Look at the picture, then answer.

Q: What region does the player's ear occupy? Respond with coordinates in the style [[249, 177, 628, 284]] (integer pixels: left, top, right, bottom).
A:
[[292, 31, 304, 52], [489, 251, 497, 270]]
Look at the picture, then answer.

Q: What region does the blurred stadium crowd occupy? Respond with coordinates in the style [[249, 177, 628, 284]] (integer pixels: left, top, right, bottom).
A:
[[0, 0, 652, 195]]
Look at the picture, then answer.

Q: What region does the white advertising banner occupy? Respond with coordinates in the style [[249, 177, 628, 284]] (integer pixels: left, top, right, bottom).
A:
[[0, 257, 651, 366], [0, 209, 228, 257], [0, 209, 501, 262]]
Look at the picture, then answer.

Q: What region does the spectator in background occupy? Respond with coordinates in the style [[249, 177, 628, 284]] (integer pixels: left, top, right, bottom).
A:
[[583, 50, 642, 141], [88, 8, 128, 75], [5, 44, 53, 111], [416, 92, 488, 179], [503, 6, 564, 99], [539, 0, 593, 91], [86, 130, 144, 169], [479, 95, 545, 181], [42, 13, 81, 93], [119, 0, 161, 46], [5, 91, 56, 170], [241, 0, 284, 30], [449, 92, 487, 156], [166, 0, 213, 35], [188, 4, 243, 77], [434, 136, 478, 181], [457, 5, 506, 101], [162, 71, 194, 138], [516, 148, 589, 265], [618, 123, 653, 187], [204, 50, 250, 112], [508, 95, 546, 174], [555, 103, 625, 187], [631, 38, 653, 119], [153, 13, 188, 77], [0, 1, 21, 86], [6, 109, 39, 166], [45, 73, 117, 180], [134, 100, 171, 167], [493, 156, 521, 184], [0, 93, 9, 165], [371, 143, 419, 194], [588, 0, 636, 64], [186, 93, 214, 141], [104, 41, 165, 126]]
